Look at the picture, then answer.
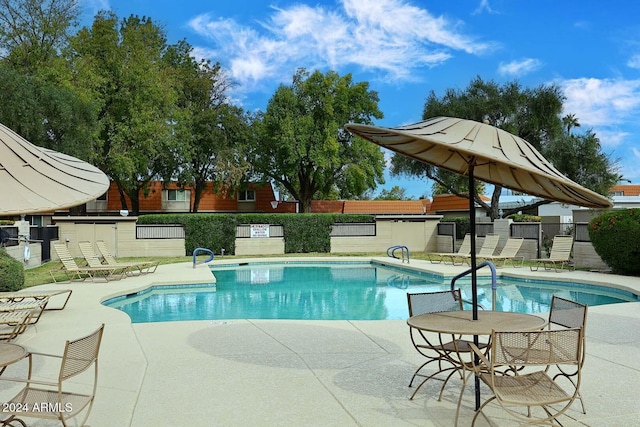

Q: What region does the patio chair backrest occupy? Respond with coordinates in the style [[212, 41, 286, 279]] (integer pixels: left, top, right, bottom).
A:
[[96, 240, 118, 265], [457, 234, 473, 255], [78, 241, 104, 268], [491, 328, 583, 367], [477, 234, 499, 257], [549, 295, 587, 330], [407, 289, 463, 316], [548, 235, 574, 261], [497, 238, 523, 257], [52, 243, 81, 270], [60, 324, 104, 382]]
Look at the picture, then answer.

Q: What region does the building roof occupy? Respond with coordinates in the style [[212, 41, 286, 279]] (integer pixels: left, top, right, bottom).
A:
[[343, 200, 426, 214], [610, 184, 640, 197], [429, 193, 490, 213]]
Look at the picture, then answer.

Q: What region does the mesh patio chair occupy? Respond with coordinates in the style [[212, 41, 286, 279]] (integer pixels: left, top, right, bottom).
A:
[[0, 324, 105, 427], [407, 289, 486, 400], [467, 328, 584, 426], [547, 295, 588, 414]]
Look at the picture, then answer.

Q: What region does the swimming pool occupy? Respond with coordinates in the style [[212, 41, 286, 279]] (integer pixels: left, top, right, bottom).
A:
[[103, 261, 639, 323]]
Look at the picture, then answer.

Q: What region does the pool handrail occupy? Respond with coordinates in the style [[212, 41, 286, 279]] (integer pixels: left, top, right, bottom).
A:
[[387, 245, 410, 263], [450, 261, 497, 310], [193, 247, 214, 268]]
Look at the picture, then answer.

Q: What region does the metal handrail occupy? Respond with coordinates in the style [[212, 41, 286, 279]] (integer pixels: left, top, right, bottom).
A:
[[450, 261, 497, 310], [386, 245, 410, 263]]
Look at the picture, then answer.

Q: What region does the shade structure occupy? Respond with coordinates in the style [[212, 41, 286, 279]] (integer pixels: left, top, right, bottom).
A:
[[0, 123, 109, 216], [345, 116, 612, 209], [345, 116, 612, 410]]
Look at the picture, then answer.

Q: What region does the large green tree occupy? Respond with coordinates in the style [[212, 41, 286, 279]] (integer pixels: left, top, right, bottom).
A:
[[0, 0, 80, 72], [391, 77, 574, 219], [542, 129, 620, 196], [252, 68, 385, 213], [70, 12, 178, 214], [163, 41, 251, 212], [0, 0, 99, 163]]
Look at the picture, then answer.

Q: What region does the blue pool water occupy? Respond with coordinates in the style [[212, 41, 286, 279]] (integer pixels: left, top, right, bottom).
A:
[[103, 262, 638, 323]]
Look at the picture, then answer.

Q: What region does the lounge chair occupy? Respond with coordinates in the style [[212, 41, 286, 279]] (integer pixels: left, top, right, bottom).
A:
[[96, 240, 159, 275], [0, 297, 48, 326], [0, 289, 72, 311], [458, 234, 500, 265], [0, 309, 34, 341], [0, 324, 105, 427], [50, 243, 125, 282], [467, 328, 584, 426], [78, 241, 131, 276], [530, 235, 574, 272], [479, 237, 524, 267], [428, 234, 473, 265]]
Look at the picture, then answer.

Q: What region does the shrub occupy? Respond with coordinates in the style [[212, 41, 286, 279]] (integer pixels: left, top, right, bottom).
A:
[[138, 213, 374, 255], [508, 214, 542, 222], [0, 248, 25, 292], [588, 209, 640, 276], [441, 217, 470, 239]]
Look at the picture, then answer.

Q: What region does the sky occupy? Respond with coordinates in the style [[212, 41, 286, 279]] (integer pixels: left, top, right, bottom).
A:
[[81, 0, 640, 199]]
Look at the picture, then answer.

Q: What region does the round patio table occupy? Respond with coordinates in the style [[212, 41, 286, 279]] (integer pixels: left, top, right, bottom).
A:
[[0, 343, 27, 369], [407, 310, 547, 335]]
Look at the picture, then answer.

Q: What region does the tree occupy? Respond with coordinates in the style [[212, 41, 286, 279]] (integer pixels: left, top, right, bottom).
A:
[[163, 41, 251, 212], [542, 129, 620, 196], [69, 12, 178, 214], [562, 113, 580, 134], [0, 0, 80, 72], [391, 76, 566, 219], [252, 68, 385, 212], [0, 0, 99, 163], [375, 186, 412, 200]]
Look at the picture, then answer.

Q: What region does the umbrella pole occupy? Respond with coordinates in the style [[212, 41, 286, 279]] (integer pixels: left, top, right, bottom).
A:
[[468, 163, 481, 410]]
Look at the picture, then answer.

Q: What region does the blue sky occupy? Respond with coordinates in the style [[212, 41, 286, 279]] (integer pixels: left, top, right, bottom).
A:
[[82, 0, 640, 199]]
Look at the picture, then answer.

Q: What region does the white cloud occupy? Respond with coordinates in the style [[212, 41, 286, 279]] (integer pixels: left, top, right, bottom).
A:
[[498, 58, 542, 76], [473, 0, 496, 15], [627, 54, 640, 69], [187, 0, 491, 89], [560, 78, 640, 154], [561, 78, 640, 128]]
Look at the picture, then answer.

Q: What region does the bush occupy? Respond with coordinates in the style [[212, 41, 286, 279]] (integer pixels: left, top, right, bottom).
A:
[[138, 213, 375, 255], [508, 214, 542, 222], [441, 217, 470, 239], [588, 209, 640, 276], [0, 248, 25, 292]]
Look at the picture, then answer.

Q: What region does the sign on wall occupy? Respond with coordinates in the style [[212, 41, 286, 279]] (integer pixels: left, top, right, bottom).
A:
[[250, 224, 270, 238]]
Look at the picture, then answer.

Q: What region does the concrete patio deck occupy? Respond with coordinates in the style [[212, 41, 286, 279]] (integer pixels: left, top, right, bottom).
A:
[[3, 257, 639, 426]]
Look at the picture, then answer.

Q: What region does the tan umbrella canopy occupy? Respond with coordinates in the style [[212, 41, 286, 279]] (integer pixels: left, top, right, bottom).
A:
[[345, 116, 612, 209], [0, 123, 109, 216]]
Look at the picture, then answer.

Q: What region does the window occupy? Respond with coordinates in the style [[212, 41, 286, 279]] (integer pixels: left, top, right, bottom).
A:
[[610, 191, 624, 197], [97, 192, 107, 201], [167, 189, 187, 201], [238, 189, 256, 201]]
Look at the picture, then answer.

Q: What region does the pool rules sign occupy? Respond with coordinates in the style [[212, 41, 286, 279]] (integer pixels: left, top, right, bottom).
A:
[[250, 224, 270, 238]]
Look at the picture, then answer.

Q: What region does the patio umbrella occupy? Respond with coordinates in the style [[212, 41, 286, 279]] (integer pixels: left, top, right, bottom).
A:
[[344, 116, 612, 407], [0, 123, 109, 216]]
